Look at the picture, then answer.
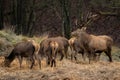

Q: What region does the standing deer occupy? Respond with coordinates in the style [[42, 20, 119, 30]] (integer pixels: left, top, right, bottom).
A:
[[71, 27, 113, 63]]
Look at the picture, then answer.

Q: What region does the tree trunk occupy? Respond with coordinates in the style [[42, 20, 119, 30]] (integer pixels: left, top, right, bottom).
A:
[[27, 0, 36, 36], [0, 0, 4, 30], [15, 0, 22, 34], [61, 0, 71, 39], [77, 0, 84, 27], [21, 0, 28, 35]]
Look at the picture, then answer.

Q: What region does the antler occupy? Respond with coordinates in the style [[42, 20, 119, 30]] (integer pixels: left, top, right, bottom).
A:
[[81, 27, 87, 31]]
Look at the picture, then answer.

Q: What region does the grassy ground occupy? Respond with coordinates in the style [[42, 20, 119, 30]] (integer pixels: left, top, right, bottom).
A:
[[0, 30, 120, 80], [0, 57, 120, 80]]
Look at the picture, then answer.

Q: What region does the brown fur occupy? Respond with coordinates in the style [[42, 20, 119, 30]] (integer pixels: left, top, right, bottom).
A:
[[49, 41, 59, 67], [37, 38, 51, 69], [37, 36, 69, 69], [28, 40, 40, 54], [90, 35, 113, 61], [27, 40, 40, 66], [69, 37, 85, 61], [4, 41, 35, 69], [53, 37, 69, 60], [71, 27, 113, 63], [69, 37, 77, 60]]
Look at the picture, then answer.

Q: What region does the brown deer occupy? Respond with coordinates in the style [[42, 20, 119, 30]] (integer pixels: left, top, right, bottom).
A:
[[4, 41, 35, 69], [49, 41, 59, 67], [69, 37, 85, 61], [71, 27, 113, 63], [37, 36, 69, 69]]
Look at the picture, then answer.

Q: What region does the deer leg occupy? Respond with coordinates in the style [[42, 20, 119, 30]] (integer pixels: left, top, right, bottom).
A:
[[17, 55, 23, 69], [60, 50, 64, 61], [51, 60, 54, 67], [70, 46, 74, 61], [88, 50, 94, 64], [96, 53, 101, 61], [46, 56, 51, 66], [51, 60, 53, 67], [93, 53, 97, 62], [30, 57, 35, 69], [54, 52, 57, 67], [88, 54, 91, 64], [71, 53, 73, 61], [82, 52, 86, 61], [33, 53, 37, 66], [37, 54, 41, 69], [54, 60, 56, 67], [74, 51, 77, 61], [105, 48, 112, 62], [71, 50, 74, 61], [51, 59, 56, 67], [65, 49, 68, 59]]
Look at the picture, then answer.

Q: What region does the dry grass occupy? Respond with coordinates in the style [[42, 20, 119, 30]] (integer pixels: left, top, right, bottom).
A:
[[0, 56, 120, 80]]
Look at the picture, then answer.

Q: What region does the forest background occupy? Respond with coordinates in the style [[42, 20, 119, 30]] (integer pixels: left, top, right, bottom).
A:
[[0, 0, 120, 47]]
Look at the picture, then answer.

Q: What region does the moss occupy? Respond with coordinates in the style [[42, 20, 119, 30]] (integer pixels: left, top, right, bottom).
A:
[[0, 30, 47, 56]]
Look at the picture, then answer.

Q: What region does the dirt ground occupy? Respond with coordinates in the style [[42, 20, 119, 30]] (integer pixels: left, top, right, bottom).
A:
[[0, 56, 120, 80]]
